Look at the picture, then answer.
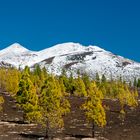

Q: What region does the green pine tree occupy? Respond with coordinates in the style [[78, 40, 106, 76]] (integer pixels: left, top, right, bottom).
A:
[[68, 72, 75, 94], [34, 64, 42, 77], [5, 68, 20, 96], [137, 78, 140, 88], [82, 81, 106, 137], [134, 77, 137, 87], [101, 74, 106, 83], [39, 75, 70, 139], [95, 73, 100, 86], [74, 76, 87, 97], [16, 66, 41, 123], [116, 81, 138, 119], [82, 73, 91, 90], [0, 96, 4, 112], [59, 69, 70, 93]]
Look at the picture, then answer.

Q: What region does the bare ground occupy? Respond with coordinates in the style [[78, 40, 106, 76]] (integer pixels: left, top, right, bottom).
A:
[[0, 92, 140, 140]]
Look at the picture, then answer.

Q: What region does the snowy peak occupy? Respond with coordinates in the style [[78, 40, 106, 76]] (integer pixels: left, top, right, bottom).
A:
[[8, 43, 26, 50], [0, 43, 29, 55], [46, 42, 105, 54], [37, 42, 85, 57], [7, 43, 28, 51], [37, 42, 105, 60], [86, 45, 105, 52], [0, 43, 36, 68], [48, 42, 84, 52], [0, 42, 139, 81]]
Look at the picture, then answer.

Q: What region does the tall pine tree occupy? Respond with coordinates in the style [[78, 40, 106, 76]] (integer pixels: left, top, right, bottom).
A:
[[82, 81, 106, 137], [16, 66, 41, 123], [39, 75, 70, 139], [74, 76, 87, 97]]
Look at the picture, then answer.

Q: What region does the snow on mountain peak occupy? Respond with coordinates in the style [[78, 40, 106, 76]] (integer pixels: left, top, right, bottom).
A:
[[36, 42, 85, 61], [0, 43, 34, 68], [0, 42, 139, 81], [9, 43, 24, 48], [38, 42, 84, 54], [46, 42, 104, 54], [4, 43, 28, 52], [0, 43, 29, 57], [87, 45, 105, 52]]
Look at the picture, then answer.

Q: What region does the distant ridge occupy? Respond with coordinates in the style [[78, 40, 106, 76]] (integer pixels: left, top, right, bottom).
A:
[[0, 42, 139, 81]]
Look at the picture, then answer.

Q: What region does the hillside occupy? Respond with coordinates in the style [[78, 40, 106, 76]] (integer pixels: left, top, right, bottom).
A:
[[0, 91, 140, 140]]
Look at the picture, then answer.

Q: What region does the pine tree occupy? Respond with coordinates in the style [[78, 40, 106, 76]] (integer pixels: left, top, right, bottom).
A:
[[34, 64, 42, 77], [99, 75, 108, 97], [82, 73, 90, 90], [59, 77, 66, 94], [126, 87, 138, 108], [59, 69, 70, 93], [110, 81, 118, 98], [42, 67, 48, 78], [101, 74, 106, 83], [0, 68, 7, 90], [134, 77, 137, 87], [67, 72, 75, 94], [137, 78, 140, 88], [74, 76, 87, 97], [32, 66, 47, 95], [16, 66, 41, 123], [95, 73, 100, 86], [129, 81, 132, 87], [82, 81, 106, 137], [117, 81, 127, 118], [5, 68, 20, 96], [100, 84, 107, 97], [0, 96, 4, 112], [39, 75, 70, 139], [116, 81, 138, 119]]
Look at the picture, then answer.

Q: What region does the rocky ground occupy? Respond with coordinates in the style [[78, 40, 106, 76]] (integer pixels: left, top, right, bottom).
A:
[[0, 92, 140, 140]]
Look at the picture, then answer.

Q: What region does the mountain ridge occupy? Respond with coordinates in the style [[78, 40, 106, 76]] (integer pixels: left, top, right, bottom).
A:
[[0, 42, 140, 81]]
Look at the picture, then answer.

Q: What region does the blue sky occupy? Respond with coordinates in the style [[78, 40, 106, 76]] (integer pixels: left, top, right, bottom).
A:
[[0, 0, 140, 61]]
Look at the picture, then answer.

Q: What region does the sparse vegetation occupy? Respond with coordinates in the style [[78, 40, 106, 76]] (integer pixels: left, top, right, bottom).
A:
[[0, 67, 139, 139]]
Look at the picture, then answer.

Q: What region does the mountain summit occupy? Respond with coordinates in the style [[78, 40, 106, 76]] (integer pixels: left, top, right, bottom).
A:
[[0, 43, 29, 55], [0, 42, 139, 81]]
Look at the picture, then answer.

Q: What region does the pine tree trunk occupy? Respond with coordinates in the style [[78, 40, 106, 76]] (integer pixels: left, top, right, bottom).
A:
[[46, 120, 49, 138], [46, 120, 52, 140], [23, 113, 26, 123], [45, 127, 48, 139], [92, 122, 95, 138]]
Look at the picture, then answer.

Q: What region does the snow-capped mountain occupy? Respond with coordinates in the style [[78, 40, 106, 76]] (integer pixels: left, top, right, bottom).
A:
[[0, 42, 140, 81], [0, 43, 38, 67]]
